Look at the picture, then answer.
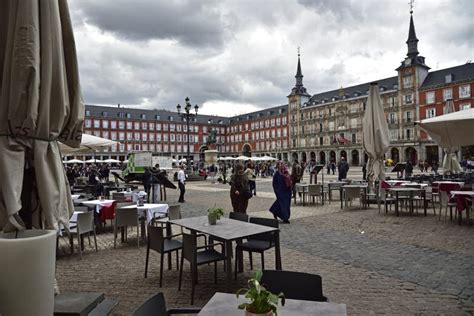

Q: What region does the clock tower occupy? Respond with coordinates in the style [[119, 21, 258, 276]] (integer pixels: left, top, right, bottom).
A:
[[287, 50, 310, 154]]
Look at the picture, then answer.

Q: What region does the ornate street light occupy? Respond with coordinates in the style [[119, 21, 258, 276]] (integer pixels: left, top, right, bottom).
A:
[[177, 97, 198, 167]]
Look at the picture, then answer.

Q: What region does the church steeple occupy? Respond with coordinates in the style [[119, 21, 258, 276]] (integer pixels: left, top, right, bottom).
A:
[[295, 49, 303, 87], [288, 48, 310, 97], [406, 12, 419, 58]]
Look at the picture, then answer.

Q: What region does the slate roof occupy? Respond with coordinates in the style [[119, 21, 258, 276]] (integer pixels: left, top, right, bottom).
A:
[[307, 76, 399, 107], [228, 104, 288, 123], [420, 63, 474, 89]]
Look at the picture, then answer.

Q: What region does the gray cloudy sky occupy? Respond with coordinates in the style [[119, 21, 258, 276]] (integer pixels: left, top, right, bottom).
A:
[[69, 0, 473, 116]]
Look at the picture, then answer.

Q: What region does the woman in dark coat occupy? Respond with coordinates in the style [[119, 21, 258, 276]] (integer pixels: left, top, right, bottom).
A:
[[269, 162, 292, 223], [230, 163, 250, 213]]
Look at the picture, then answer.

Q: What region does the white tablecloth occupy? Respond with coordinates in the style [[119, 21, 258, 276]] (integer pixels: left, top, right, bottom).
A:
[[122, 203, 169, 223], [81, 199, 115, 213]]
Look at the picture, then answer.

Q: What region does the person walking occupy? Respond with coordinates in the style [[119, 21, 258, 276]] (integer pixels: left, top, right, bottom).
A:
[[177, 165, 186, 203], [291, 159, 303, 198], [142, 167, 153, 202], [337, 157, 349, 181], [270, 162, 292, 224], [331, 162, 336, 175], [405, 160, 413, 179], [229, 163, 251, 213]]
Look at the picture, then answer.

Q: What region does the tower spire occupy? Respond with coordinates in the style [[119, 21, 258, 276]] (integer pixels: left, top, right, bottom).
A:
[[406, 1, 419, 58], [295, 47, 303, 87]]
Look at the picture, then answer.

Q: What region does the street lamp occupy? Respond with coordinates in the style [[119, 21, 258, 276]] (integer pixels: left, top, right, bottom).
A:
[[177, 97, 198, 168]]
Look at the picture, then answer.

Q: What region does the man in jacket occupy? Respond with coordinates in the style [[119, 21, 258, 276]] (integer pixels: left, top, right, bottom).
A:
[[337, 157, 349, 181]]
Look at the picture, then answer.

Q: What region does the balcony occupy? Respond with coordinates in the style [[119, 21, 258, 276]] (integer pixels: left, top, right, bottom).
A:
[[402, 118, 415, 125]]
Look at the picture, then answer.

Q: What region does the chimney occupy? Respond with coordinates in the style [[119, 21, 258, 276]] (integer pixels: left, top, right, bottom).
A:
[[118, 103, 120, 108]]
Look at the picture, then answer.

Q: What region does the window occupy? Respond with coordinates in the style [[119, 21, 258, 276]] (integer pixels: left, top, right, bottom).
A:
[[155, 115, 160, 120], [84, 119, 91, 128], [389, 113, 396, 124], [426, 108, 436, 118], [389, 129, 398, 141], [403, 76, 413, 88], [118, 121, 125, 129], [141, 122, 147, 130], [163, 124, 168, 131], [351, 133, 356, 143], [149, 122, 154, 130], [405, 111, 412, 122], [134, 122, 140, 130], [142, 133, 147, 141], [156, 133, 162, 141], [127, 132, 132, 140], [443, 88, 452, 101], [163, 134, 168, 141], [406, 129, 412, 140], [110, 131, 117, 140], [119, 132, 125, 141], [126, 122, 132, 130], [134, 133, 140, 141], [93, 120, 100, 128], [102, 120, 109, 129], [118, 112, 125, 118], [389, 97, 396, 107], [140, 114, 146, 119], [425, 91, 435, 104], [156, 123, 161, 131], [404, 94, 413, 104], [459, 85, 471, 98], [149, 133, 155, 141], [126, 113, 131, 119], [102, 131, 109, 139], [170, 134, 175, 142], [110, 121, 117, 129], [85, 110, 91, 116], [461, 103, 471, 110], [177, 124, 181, 132], [170, 124, 175, 132]]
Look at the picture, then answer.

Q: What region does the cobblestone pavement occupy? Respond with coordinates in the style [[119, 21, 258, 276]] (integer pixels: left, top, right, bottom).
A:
[[56, 170, 474, 315]]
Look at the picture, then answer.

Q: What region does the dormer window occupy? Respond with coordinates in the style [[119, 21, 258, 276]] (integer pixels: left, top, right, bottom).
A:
[[85, 110, 91, 116], [155, 115, 160, 120], [445, 74, 453, 83], [126, 113, 131, 119], [331, 97, 337, 102], [393, 84, 398, 89], [102, 111, 108, 117], [354, 91, 360, 97], [169, 116, 174, 121], [140, 114, 146, 119]]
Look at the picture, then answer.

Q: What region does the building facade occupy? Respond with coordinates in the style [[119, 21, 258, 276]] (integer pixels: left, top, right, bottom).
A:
[[75, 12, 473, 166]]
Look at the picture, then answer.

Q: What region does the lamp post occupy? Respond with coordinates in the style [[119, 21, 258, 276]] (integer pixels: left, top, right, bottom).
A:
[[177, 97, 199, 168]]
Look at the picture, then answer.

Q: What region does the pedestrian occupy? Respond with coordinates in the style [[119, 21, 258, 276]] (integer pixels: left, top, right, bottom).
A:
[[142, 167, 153, 202], [431, 160, 438, 175], [245, 162, 257, 196], [337, 157, 349, 181], [327, 162, 331, 174], [331, 162, 336, 175], [362, 162, 367, 180], [291, 159, 303, 198], [269, 162, 292, 224], [229, 163, 251, 213], [177, 165, 186, 203], [405, 160, 413, 179]]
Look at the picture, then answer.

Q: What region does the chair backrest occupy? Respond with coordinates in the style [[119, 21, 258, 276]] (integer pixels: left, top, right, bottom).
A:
[[308, 184, 322, 196], [133, 292, 168, 316], [345, 186, 361, 199], [168, 204, 182, 220], [248, 217, 278, 243], [229, 212, 249, 222], [439, 190, 450, 207], [147, 225, 165, 253], [261, 270, 327, 302], [76, 212, 94, 234], [74, 206, 89, 213], [115, 207, 139, 227], [182, 233, 197, 264]]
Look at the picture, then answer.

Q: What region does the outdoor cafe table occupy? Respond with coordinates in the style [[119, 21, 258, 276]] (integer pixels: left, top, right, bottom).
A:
[[198, 292, 347, 316], [169, 216, 281, 289], [328, 181, 346, 201], [387, 187, 427, 217], [121, 203, 168, 223], [340, 184, 369, 209], [81, 199, 115, 213]]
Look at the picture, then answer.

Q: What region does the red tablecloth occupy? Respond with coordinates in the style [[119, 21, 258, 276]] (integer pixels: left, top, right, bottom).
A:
[[437, 182, 462, 195]]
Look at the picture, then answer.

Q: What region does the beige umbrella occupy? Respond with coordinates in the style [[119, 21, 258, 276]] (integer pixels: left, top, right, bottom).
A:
[[59, 133, 118, 155], [0, 0, 84, 232], [363, 83, 390, 184]]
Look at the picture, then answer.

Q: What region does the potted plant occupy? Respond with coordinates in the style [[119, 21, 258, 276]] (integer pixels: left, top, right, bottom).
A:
[[236, 271, 285, 316], [207, 207, 224, 225]]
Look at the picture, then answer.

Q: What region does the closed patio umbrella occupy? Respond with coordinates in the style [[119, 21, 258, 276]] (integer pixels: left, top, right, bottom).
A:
[[0, 0, 84, 232], [362, 83, 390, 184]]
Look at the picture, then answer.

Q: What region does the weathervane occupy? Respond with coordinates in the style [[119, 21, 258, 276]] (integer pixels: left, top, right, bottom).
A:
[[409, 0, 414, 14]]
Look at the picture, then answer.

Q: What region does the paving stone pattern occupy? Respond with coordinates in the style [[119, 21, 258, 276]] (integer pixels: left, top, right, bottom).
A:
[[56, 170, 474, 315]]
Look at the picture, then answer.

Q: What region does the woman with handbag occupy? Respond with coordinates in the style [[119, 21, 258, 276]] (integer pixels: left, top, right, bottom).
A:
[[229, 163, 251, 213], [269, 162, 292, 223]]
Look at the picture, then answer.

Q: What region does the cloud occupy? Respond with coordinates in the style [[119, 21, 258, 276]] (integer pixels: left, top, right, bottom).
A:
[[68, 0, 473, 114]]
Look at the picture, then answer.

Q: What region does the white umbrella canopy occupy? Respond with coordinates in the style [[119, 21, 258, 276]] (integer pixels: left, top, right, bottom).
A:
[[63, 159, 84, 164], [0, 0, 84, 231], [362, 83, 390, 182], [59, 134, 118, 155], [235, 156, 251, 161], [85, 159, 104, 163], [259, 155, 277, 161], [417, 108, 474, 148], [103, 158, 121, 164]]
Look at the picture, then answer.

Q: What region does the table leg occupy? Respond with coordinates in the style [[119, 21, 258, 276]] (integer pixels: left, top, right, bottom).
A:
[[237, 239, 244, 273], [166, 222, 173, 269], [275, 231, 282, 270], [423, 190, 427, 216], [329, 186, 332, 201], [409, 192, 414, 214], [395, 192, 399, 216], [225, 240, 233, 290], [340, 188, 343, 209]]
